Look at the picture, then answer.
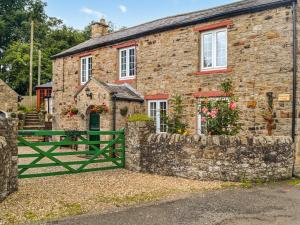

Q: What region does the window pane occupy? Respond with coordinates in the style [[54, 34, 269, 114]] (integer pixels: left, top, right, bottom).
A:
[[88, 57, 92, 79], [202, 33, 213, 68], [160, 101, 167, 132], [216, 31, 227, 67], [121, 50, 127, 77], [129, 48, 135, 76], [81, 58, 86, 83], [149, 102, 157, 121]]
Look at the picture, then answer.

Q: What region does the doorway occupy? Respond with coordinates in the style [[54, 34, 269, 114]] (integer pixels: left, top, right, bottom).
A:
[[89, 112, 100, 152]]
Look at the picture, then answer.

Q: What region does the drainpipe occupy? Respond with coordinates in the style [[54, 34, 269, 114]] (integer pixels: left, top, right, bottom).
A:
[[292, 0, 298, 177]]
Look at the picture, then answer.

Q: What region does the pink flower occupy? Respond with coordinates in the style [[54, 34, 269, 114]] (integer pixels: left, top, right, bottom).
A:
[[202, 107, 208, 114], [229, 102, 237, 110], [211, 109, 218, 115], [201, 117, 206, 123], [210, 112, 217, 119]]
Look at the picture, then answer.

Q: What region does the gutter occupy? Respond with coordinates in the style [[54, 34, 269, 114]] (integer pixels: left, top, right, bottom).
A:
[[292, 0, 298, 177], [52, 0, 294, 59]]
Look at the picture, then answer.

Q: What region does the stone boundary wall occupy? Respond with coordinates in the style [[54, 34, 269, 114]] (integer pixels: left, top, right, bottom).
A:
[[126, 121, 294, 182], [0, 118, 18, 202]]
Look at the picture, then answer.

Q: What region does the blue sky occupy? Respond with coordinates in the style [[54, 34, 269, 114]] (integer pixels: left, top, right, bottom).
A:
[[44, 0, 239, 30]]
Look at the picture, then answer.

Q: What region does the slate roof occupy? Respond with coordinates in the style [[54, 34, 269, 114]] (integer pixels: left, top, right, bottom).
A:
[[52, 0, 294, 59], [103, 83, 144, 102], [75, 78, 144, 102], [35, 82, 52, 89]]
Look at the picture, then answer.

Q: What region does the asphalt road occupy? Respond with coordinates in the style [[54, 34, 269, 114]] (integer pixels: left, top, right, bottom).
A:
[[47, 182, 300, 225]]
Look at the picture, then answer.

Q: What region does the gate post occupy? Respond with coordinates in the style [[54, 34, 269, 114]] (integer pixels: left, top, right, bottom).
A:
[[0, 118, 18, 202], [125, 121, 155, 172]]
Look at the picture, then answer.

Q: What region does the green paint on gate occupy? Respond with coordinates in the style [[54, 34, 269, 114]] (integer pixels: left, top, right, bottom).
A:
[[17, 129, 125, 178]]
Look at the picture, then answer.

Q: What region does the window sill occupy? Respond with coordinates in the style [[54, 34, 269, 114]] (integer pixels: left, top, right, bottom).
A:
[[115, 79, 136, 84], [194, 68, 232, 75]]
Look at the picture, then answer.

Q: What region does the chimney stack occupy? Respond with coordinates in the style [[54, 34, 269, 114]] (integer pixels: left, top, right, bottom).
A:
[[91, 18, 109, 38]]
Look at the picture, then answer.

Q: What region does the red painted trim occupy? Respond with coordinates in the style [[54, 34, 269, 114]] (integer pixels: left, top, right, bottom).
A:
[[194, 68, 232, 75], [144, 94, 169, 100], [193, 91, 226, 98], [112, 41, 138, 49], [193, 20, 233, 32], [78, 51, 95, 58], [114, 79, 136, 84]]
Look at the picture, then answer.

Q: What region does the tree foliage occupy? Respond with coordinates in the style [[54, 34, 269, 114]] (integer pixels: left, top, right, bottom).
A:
[[0, 0, 89, 95]]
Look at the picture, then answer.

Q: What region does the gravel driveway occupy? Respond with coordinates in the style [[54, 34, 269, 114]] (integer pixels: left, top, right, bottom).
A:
[[0, 169, 228, 225], [46, 180, 300, 225]]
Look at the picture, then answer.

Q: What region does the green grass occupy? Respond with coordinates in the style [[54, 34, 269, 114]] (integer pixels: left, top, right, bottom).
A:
[[287, 178, 300, 186]]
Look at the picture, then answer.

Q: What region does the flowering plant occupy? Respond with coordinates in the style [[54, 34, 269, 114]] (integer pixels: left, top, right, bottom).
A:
[[90, 104, 109, 114], [61, 106, 79, 117], [199, 80, 241, 135]]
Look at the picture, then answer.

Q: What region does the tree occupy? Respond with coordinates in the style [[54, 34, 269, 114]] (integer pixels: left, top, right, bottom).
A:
[[0, 0, 89, 95]]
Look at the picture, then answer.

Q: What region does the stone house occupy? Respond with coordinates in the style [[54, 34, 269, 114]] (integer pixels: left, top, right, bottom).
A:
[[51, 0, 300, 144], [0, 79, 18, 118]]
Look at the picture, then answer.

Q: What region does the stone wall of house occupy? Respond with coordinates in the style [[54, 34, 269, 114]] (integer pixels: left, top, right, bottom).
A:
[[52, 4, 300, 137], [126, 121, 294, 182], [0, 79, 18, 115], [0, 118, 18, 202]]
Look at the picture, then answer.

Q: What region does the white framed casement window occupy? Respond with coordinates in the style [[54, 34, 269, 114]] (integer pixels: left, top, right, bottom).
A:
[[148, 100, 168, 133], [80, 56, 92, 85], [119, 47, 136, 80], [197, 97, 228, 135], [201, 28, 227, 71]]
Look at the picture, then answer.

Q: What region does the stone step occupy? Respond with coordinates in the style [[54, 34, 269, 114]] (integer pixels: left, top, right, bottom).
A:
[[25, 116, 39, 119], [25, 121, 41, 124], [23, 125, 45, 130]]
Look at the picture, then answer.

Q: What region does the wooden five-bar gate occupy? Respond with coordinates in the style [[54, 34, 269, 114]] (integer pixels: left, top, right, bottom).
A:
[[17, 129, 125, 178]]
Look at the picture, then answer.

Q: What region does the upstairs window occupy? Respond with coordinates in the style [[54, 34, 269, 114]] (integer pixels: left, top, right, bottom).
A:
[[201, 28, 227, 71], [119, 47, 136, 80], [81, 56, 92, 85]]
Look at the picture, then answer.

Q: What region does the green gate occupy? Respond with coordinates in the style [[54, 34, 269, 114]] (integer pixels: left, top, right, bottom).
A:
[[17, 129, 125, 178]]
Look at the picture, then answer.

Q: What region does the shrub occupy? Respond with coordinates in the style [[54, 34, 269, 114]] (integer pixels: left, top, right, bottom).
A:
[[199, 80, 241, 135], [128, 114, 152, 122], [165, 95, 188, 135], [18, 104, 28, 112]]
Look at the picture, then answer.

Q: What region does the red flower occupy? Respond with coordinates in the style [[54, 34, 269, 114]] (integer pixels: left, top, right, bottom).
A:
[[229, 102, 237, 110]]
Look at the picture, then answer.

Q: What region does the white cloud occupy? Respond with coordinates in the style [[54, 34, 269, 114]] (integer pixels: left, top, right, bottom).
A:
[[80, 7, 105, 18], [119, 5, 127, 13]]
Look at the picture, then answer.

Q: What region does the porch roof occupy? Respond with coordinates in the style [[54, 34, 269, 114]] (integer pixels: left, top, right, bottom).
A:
[[74, 78, 144, 103]]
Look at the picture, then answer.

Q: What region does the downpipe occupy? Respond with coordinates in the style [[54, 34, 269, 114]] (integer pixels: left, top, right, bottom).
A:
[[292, 0, 299, 178]]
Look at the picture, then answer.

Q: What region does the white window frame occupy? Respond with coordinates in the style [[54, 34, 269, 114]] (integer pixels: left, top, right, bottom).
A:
[[80, 56, 92, 85], [201, 28, 227, 71], [197, 97, 228, 135], [148, 100, 168, 133], [119, 47, 136, 80]]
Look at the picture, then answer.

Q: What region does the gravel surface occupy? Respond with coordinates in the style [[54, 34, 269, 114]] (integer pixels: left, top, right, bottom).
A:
[[0, 169, 228, 225], [47, 181, 300, 225]]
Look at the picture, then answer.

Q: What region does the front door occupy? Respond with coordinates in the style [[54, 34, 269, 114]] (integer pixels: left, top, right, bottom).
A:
[[89, 112, 100, 152]]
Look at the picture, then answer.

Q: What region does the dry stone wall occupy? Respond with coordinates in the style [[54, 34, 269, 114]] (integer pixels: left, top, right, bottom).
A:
[[0, 118, 18, 202], [126, 121, 294, 182]]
